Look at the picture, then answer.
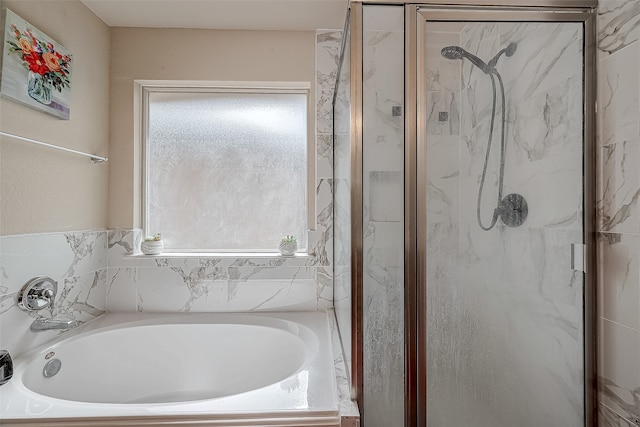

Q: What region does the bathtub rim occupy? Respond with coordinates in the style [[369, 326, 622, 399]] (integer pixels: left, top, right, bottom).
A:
[[0, 411, 342, 427], [0, 311, 339, 425]]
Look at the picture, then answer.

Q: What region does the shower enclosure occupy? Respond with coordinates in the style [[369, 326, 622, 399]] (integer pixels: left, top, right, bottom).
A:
[[333, 2, 596, 426]]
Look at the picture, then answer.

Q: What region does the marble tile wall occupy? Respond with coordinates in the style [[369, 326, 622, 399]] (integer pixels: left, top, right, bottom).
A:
[[0, 231, 108, 356], [106, 229, 327, 312], [316, 28, 342, 311], [426, 21, 584, 426], [361, 5, 405, 427], [597, 2, 640, 426]]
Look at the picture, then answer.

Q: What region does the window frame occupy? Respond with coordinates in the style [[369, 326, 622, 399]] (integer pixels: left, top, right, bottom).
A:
[[136, 80, 314, 253]]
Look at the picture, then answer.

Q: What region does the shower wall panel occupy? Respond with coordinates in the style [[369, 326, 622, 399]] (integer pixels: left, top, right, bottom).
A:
[[333, 24, 352, 381], [425, 21, 585, 427], [362, 5, 405, 427]]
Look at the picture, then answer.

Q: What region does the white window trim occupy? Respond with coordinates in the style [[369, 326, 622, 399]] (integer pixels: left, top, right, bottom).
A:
[[134, 79, 315, 253]]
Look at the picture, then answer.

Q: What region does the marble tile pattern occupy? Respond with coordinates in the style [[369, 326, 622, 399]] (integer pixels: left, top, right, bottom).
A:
[[598, 1, 640, 59], [316, 29, 342, 310], [426, 21, 585, 426], [600, 403, 638, 427], [361, 6, 405, 427], [598, 42, 640, 148], [0, 230, 108, 356], [597, 2, 640, 426], [107, 230, 333, 313]]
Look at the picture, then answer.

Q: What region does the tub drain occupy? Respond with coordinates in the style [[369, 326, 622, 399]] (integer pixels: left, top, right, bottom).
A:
[[43, 359, 61, 378]]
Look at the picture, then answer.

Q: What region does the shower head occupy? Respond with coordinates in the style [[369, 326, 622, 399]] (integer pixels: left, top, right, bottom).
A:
[[488, 42, 517, 70], [441, 45, 464, 60], [441, 45, 491, 74]]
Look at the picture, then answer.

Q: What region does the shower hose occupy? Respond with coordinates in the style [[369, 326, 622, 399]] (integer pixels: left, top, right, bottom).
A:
[[476, 70, 507, 231]]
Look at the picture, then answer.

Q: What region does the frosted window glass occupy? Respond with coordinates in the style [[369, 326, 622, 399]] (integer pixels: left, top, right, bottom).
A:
[[146, 91, 308, 251]]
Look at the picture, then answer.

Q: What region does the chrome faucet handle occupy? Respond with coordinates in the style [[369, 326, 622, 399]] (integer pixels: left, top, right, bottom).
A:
[[41, 288, 55, 300], [0, 350, 13, 386], [17, 277, 57, 312]]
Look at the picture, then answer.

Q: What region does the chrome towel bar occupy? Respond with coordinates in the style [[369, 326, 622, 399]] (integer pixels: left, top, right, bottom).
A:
[[0, 131, 108, 163]]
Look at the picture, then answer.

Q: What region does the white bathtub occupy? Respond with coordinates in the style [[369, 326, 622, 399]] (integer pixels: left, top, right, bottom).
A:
[[0, 311, 339, 426]]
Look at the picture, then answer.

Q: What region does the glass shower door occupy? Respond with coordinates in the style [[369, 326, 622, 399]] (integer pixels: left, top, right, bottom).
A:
[[419, 11, 589, 427], [362, 5, 406, 427]]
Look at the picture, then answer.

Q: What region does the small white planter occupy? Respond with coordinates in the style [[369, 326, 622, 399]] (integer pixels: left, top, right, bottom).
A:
[[279, 241, 297, 257], [141, 240, 164, 255]]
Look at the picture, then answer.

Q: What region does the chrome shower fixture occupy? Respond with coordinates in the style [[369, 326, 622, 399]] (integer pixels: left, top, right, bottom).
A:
[[440, 45, 491, 74], [440, 42, 517, 74], [440, 42, 528, 230]]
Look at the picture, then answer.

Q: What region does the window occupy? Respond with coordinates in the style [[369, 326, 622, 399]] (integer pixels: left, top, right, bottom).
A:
[[142, 83, 309, 252]]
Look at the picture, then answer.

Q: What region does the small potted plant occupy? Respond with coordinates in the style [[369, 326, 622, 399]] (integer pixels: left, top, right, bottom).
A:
[[141, 233, 164, 255], [279, 235, 298, 256]]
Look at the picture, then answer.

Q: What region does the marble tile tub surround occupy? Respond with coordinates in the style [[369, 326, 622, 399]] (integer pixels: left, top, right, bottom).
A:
[[0, 230, 108, 356], [107, 229, 333, 313], [597, 1, 640, 426]]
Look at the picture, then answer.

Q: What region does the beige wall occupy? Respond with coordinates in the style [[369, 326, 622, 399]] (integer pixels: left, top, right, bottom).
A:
[[108, 28, 315, 229], [0, 1, 110, 235]]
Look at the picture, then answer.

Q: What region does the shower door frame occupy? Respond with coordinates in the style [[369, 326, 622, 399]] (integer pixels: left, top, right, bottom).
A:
[[408, 5, 597, 427], [348, 2, 596, 425]]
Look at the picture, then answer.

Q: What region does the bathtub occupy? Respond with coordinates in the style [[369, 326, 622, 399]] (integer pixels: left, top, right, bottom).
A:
[[0, 311, 340, 427]]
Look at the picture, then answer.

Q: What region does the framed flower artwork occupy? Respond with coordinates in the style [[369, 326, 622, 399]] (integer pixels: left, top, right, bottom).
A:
[[1, 9, 73, 119]]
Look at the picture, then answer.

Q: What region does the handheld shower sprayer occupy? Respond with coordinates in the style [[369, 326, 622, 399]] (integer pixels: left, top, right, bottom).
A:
[[440, 46, 492, 74], [440, 42, 527, 231], [441, 42, 517, 74]]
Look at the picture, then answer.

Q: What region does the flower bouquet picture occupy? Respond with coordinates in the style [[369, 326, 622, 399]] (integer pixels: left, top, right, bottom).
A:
[[1, 9, 73, 119]]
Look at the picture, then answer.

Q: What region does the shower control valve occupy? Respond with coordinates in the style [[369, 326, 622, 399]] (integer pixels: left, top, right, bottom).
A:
[[498, 194, 528, 228], [17, 276, 57, 312]]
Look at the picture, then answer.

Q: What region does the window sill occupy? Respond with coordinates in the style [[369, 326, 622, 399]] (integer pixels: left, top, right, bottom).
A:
[[126, 252, 312, 259]]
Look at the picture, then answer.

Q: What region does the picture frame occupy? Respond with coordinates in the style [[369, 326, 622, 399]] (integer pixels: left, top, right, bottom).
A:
[[1, 9, 73, 120]]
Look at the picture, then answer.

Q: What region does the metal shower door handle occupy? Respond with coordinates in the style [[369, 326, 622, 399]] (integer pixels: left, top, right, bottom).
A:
[[571, 243, 586, 273]]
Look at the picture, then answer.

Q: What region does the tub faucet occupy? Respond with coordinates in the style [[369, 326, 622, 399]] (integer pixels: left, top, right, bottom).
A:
[[0, 350, 12, 386], [31, 318, 80, 332]]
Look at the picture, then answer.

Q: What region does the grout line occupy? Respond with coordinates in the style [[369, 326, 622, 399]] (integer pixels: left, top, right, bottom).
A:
[[601, 317, 640, 334]]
